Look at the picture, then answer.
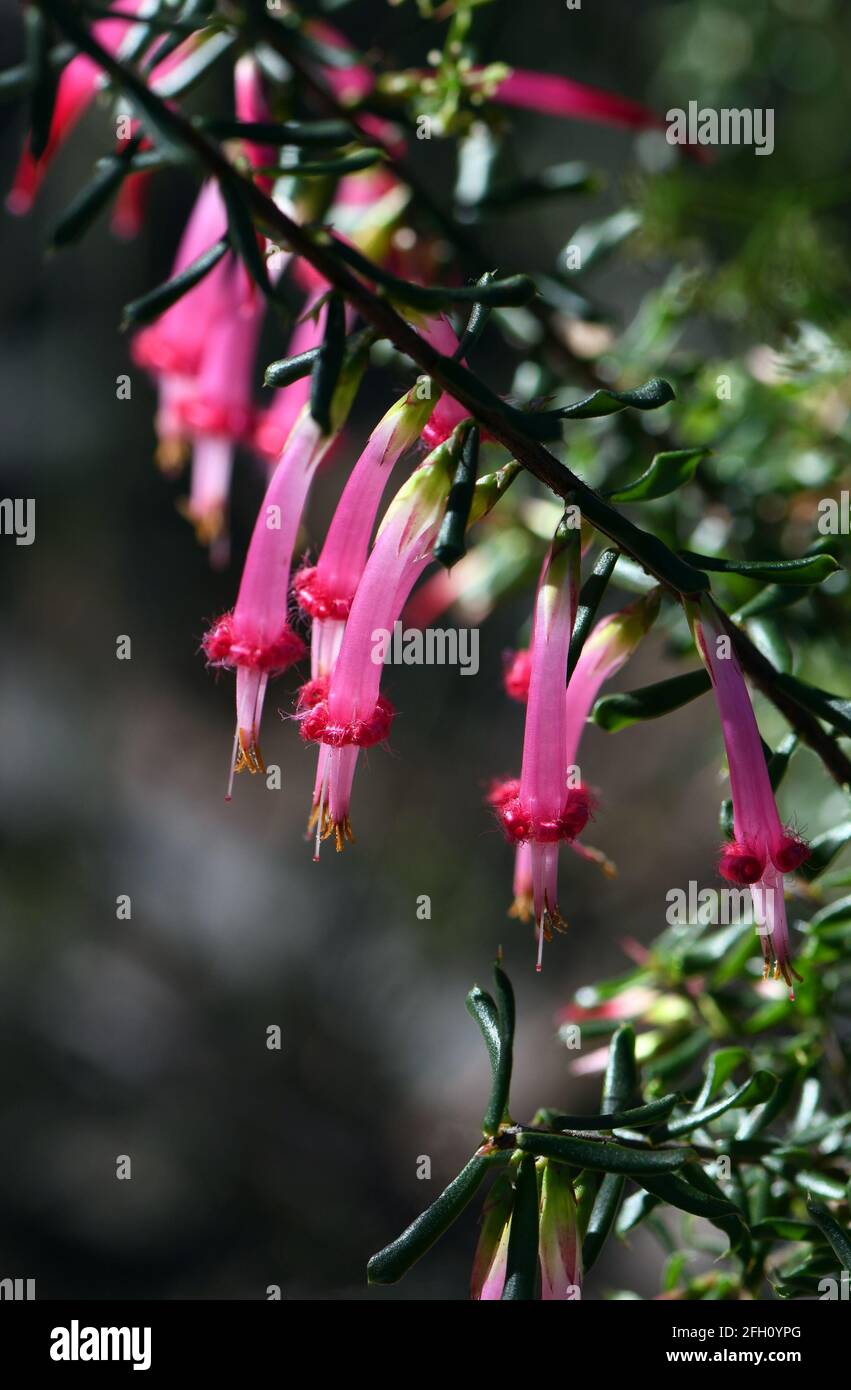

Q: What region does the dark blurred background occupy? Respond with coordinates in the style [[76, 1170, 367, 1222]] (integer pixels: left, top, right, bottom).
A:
[[1, 0, 849, 1299]]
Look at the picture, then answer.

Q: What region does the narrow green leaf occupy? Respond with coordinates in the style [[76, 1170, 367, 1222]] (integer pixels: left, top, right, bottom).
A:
[[735, 1068, 800, 1141], [752, 1217, 817, 1240], [466, 986, 501, 1088], [799, 823, 851, 882], [638, 1171, 739, 1221], [51, 136, 143, 249], [665, 1072, 777, 1138], [121, 235, 229, 329], [453, 273, 494, 360], [501, 1154, 539, 1300], [681, 551, 841, 586], [602, 1023, 639, 1114], [310, 294, 346, 434], [200, 117, 353, 146], [487, 958, 515, 1136], [434, 425, 480, 569], [547, 1094, 679, 1132], [592, 668, 710, 731], [794, 1172, 847, 1202], [616, 1187, 660, 1236], [608, 448, 708, 504], [366, 1152, 502, 1284], [582, 1173, 624, 1270], [776, 674, 851, 740], [567, 548, 619, 680], [26, 8, 58, 161], [516, 1131, 691, 1176], [806, 1200, 851, 1272], [561, 208, 642, 276], [746, 617, 792, 674], [693, 1048, 748, 1110], [263, 347, 322, 389], [220, 175, 271, 294], [330, 237, 536, 309], [552, 377, 675, 421]]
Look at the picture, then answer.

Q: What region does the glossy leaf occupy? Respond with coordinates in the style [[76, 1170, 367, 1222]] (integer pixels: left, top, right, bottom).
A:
[[592, 668, 710, 731], [367, 1152, 503, 1284], [681, 551, 841, 586], [665, 1072, 776, 1137], [501, 1154, 539, 1300], [608, 448, 708, 504], [121, 236, 230, 329], [805, 1200, 851, 1272], [516, 1130, 691, 1175], [582, 1172, 624, 1270]]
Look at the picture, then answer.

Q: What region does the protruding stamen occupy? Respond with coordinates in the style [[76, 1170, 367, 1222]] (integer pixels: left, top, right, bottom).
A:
[[226, 723, 240, 801], [235, 727, 265, 774]]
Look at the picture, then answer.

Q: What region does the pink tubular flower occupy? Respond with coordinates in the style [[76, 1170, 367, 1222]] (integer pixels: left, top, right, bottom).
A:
[[498, 590, 660, 924], [539, 1161, 582, 1301], [203, 333, 369, 792], [6, 13, 138, 216], [471, 1172, 513, 1301], [300, 423, 470, 853], [131, 179, 231, 471], [294, 381, 438, 680], [176, 261, 264, 559], [491, 520, 590, 964], [690, 597, 808, 993]]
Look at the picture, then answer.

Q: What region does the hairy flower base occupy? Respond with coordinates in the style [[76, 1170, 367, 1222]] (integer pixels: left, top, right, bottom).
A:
[[203, 613, 306, 673], [293, 565, 353, 621], [300, 693, 396, 748], [718, 833, 809, 885], [489, 777, 593, 845]]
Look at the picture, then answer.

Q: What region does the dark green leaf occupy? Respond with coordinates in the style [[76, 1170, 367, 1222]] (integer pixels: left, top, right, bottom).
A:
[[263, 347, 322, 389], [516, 1130, 691, 1175], [200, 117, 353, 146], [366, 1151, 503, 1284], [501, 1154, 539, 1300], [616, 1187, 660, 1236], [547, 1095, 680, 1132], [121, 235, 229, 329], [26, 8, 58, 161], [665, 1072, 776, 1138], [775, 674, 851, 740], [746, 617, 792, 674], [51, 137, 143, 249], [310, 294, 346, 434], [805, 1201, 851, 1272], [220, 175, 271, 294], [602, 1023, 639, 1114], [453, 274, 494, 360], [488, 958, 515, 1136], [567, 548, 619, 680], [693, 1048, 748, 1110], [608, 448, 708, 504], [552, 377, 675, 421], [681, 552, 841, 586], [434, 425, 480, 569], [592, 668, 710, 731], [330, 236, 536, 310], [800, 824, 851, 882], [582, 1173, 624, 1271]]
